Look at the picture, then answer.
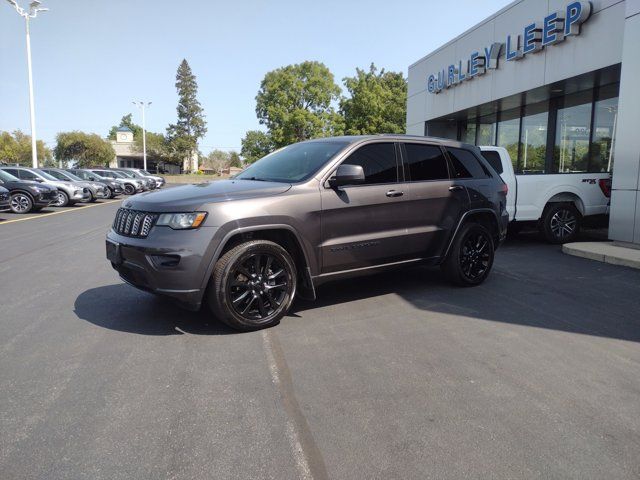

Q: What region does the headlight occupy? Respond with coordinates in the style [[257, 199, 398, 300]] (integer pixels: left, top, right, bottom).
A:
[[74, 190, 81, 195], [156, 212, 207, 230], [32, 186, 44, 193]]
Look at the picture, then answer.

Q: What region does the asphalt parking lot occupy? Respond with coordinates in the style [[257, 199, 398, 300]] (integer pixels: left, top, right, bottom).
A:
[[1, 196, 639, 480]]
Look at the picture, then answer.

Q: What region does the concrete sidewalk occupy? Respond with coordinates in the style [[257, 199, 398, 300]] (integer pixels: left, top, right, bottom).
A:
[[563, 241, 640, 270]]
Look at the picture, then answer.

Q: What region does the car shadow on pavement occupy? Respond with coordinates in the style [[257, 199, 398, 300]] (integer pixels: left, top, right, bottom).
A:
[[74, 283, 236, 336], [293, 248, 640, 343]]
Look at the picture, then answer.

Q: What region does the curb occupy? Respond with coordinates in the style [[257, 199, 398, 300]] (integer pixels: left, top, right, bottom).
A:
[[562, 242, 640, 270]]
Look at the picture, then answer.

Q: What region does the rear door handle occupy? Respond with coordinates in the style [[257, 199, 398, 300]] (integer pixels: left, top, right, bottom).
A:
[[449, 185, 465, 192], [386, 190, 404, 198]]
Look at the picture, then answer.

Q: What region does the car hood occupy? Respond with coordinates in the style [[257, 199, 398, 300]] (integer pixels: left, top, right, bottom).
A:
[[122, 179, 292, 212]]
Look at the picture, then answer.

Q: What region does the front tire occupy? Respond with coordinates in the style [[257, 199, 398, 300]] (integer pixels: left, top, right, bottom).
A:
[[441, 222, 495, 287], [540, 203, 581, 244], [10, 193, 33, 214], [124, 183, 135, 195], [53, 190, 69, 207], [208, 240, 297, 331]]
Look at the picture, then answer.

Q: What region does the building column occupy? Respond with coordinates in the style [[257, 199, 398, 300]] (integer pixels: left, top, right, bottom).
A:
[[609, 0, 640, 244]]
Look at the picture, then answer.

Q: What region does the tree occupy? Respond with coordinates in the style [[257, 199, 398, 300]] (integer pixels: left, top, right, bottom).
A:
[[54, 131, 115, 168], [108, 114, 143, 140], [340, 63, 407, 135], [202, 149, 230, 174], [229, 151, 242, 168], [241, 130, 273, 164], [0, 130, 52, 166], [166, 59, 207, 169], [133, 131, 176, 164], [255, 61, 343, 148]]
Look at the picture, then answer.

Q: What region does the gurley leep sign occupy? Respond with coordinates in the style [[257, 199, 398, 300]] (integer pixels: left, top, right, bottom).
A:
[[427, 1, 593, 94]]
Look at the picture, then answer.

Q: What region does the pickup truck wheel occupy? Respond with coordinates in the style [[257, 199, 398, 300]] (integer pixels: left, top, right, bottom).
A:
[[208, 240, 297, 331], [441, 222, 495, 287], [540, 203, 581, 244]]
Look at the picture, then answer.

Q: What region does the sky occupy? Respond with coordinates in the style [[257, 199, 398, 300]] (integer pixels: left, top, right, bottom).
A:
[[0, 0, 513, 155]]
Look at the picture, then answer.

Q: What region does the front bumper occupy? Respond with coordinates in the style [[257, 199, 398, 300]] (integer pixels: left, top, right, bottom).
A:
[[105, 225, 219, 309]]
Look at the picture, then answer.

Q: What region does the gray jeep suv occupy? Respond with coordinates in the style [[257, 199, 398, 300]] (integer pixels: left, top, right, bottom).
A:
[[106, 135, 508, 331]]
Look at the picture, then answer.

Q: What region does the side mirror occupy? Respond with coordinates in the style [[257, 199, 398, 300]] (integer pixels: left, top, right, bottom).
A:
[[89, 176, 96, 181], [35, 178, 44, 183], [329, 164, 365, 188]]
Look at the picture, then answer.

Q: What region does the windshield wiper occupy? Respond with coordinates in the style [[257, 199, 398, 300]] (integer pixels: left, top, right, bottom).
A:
[[238, 176, 270, 182]]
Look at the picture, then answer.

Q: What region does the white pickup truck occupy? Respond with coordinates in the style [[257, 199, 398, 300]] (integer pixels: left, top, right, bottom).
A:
[[480, 146, 611, 244]]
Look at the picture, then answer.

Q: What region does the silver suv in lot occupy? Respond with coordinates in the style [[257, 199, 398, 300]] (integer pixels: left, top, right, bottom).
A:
[[0, 166, 90, 207], [116, 168, 165, 188], [40, 168, 108, 202], [106, 135, 508, 331]]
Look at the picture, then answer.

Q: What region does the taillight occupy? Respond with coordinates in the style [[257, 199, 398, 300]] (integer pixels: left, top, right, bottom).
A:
[[500, 183, 509, 195], [599, 179, 611, 198]]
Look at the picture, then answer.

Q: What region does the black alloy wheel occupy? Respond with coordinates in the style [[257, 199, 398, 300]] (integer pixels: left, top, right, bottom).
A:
[[10, 193, 33, 214], [441, 222, 495, 287], [124, 183, 135, 195], [228, 253, 289, 321], [459, 230, 492, 281], [209, 240, 297, 331]]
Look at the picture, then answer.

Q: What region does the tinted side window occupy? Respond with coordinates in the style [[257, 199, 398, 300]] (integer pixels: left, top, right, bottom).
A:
[[343, 143, 398, 185], [3, 169, 20, 178], [404, 144, 449, 181], [481, 150, 504, 174], [447, 148, 489, 179], [21, 170, 39, 180]]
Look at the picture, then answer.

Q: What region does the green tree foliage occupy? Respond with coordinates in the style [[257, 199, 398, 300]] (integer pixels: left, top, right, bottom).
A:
[[0, 130, 52, 166], [133, 131, 175, 164], [202, 149, 230, 174], [108, 114, 143, 140], [241, 130, 274, 164], [166, 59, 207, 166], [229, 151, 242, 168], [255, 61, 343, 148], [340, 63, 407, 135], [54, 131, 115, 168]]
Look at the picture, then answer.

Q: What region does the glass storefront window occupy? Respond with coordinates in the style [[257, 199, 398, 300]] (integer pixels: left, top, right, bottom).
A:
[[477, 114, 497, 145], [520, 104, 548, 174], [497, 109, 520, 171], [460, 121, 477, 145], [553, 91, 593, 173], [590, 84, 618, 173]]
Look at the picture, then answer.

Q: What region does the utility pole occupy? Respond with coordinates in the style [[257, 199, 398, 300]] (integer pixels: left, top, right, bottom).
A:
[[6, 0, 48, 168], [133, 101, 152, 171]]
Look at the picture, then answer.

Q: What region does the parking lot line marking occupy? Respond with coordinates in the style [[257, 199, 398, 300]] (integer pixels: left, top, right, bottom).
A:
[[0, 199, 122, 225]]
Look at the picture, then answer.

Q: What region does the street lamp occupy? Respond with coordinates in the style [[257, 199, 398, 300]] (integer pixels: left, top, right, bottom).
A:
[[6, 0, 49, 168], [133, 101, 152, 171]]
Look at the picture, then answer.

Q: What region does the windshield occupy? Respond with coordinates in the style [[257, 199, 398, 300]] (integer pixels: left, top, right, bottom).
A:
[[235, 141, 348, 183], [34, 169, 60, 181], [61, 171, 83, 181], [0, 170, 19, 182], [117, 170, 135, 178]]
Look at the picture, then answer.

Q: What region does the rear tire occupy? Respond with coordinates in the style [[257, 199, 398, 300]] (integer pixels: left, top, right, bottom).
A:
[[441, 222, 495, 287], [207, 240, 297, 331], [539, 203, 581, 244]]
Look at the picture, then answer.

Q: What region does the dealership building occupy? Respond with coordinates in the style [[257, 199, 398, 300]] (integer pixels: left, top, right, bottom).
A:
[[407, 0, 640, 245]]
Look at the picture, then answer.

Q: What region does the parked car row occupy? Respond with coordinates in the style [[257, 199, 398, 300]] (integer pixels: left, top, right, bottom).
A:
[[0, 166, 165, 214]]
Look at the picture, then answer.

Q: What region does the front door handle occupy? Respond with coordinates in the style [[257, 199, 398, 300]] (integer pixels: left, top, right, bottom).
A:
[[449, 185, 465, 192], [386, 190, 404, 198]]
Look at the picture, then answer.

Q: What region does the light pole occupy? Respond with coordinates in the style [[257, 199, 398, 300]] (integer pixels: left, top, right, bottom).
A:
[[133, 101, 152, 171], [6, 0, 48, 168]]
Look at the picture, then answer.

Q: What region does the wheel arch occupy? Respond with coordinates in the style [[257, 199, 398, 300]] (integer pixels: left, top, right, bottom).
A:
[[201, 224, 316, 301], [543, 191, 585, 216], [10, 189, 35, 202], [442, 209, 501, 261]]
